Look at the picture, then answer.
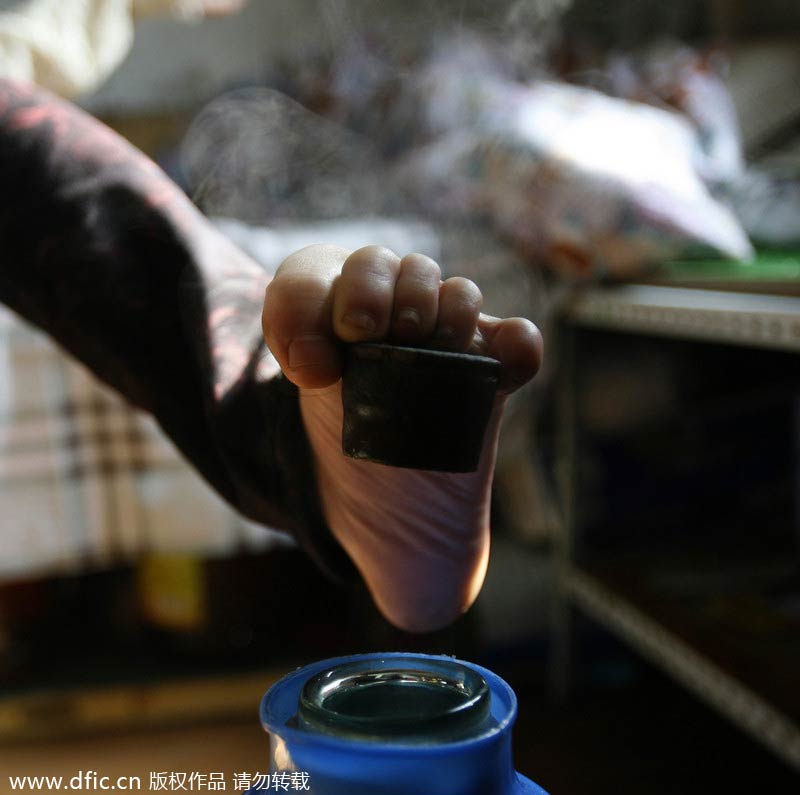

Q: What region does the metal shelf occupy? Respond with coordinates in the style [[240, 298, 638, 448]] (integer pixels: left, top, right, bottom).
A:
[[567, 285, 800, 351], [565, 567, 800, 772], [553, 287, 800, 775]]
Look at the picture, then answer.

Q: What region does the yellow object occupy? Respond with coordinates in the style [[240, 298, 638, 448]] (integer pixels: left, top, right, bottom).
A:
[[137, 553, 206, 632]]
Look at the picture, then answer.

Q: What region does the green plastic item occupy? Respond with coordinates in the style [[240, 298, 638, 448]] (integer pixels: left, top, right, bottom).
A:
[[646, 250, 800, 294]]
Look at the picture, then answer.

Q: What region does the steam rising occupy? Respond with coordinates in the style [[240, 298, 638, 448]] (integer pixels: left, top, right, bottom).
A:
[[178, 1, 574, 225], [180, 87, 386, 224]]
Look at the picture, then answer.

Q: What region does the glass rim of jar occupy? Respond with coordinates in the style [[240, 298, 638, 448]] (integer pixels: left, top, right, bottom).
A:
[[297, 655, 492, 743]]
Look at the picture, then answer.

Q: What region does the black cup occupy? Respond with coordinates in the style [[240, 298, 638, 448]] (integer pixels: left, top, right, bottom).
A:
[[341, 343, 502, 473]]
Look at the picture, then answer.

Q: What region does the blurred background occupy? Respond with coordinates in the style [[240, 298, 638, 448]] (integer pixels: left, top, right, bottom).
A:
[[1, 0, 800, 792]]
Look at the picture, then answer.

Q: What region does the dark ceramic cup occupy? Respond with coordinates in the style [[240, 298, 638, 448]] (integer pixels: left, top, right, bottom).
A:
[[341, 343, 502, 473]]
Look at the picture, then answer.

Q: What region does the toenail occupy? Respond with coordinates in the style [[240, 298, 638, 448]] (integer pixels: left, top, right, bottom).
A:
[[396, 307, 421, 328], [342, 310, 377, 333]]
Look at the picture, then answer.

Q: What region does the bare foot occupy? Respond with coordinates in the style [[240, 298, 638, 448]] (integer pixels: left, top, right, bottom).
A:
[[262, 245, 542, 632]]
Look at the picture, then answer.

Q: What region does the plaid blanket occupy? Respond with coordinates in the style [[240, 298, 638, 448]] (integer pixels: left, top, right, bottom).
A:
[[0, 305, 289, 580]]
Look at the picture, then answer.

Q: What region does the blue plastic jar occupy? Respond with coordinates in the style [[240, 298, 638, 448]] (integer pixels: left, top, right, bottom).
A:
[[258, 652, 548, 795]]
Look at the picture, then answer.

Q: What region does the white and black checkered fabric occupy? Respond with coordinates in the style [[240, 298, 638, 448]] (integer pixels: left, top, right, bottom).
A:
[[0, 307, 289, 581]]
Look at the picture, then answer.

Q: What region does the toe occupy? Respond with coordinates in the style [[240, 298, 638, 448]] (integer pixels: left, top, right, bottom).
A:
[[433, 277, 483, 352], [332, 245, 401, 342], [477, 314, 543, 393], [262, 244, 348, 389], [391, 253, 441, 343]]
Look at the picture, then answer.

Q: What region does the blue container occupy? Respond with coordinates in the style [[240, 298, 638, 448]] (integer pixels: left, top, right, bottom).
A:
[[258, 652, 548, 795]]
